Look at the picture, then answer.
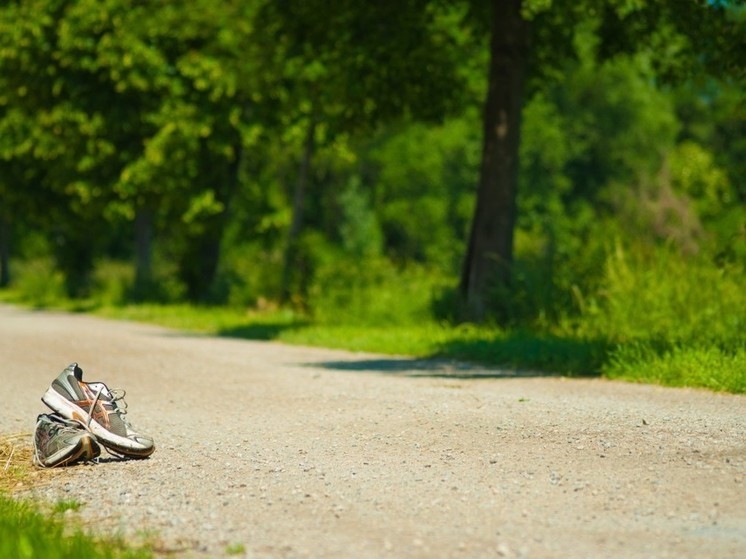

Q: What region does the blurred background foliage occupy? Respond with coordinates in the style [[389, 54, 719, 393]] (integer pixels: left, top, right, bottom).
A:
[[0, 0, 743, 389]]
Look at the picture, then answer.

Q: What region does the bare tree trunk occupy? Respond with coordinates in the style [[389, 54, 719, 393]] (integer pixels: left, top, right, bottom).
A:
[[460, 0, 528, 321], [0, 213, 10, 287], [180, 139, 243, 302], [134, 207, 153, 296], [281, 117, 316, 303]]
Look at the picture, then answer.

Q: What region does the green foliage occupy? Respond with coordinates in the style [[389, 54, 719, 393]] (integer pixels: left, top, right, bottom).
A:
[[0, 494, 151, 559], [216, 241, 283, 308], [90, 260, 134, 306], [11, 258, 67, 307], [225, 542, 247, 556], [366, 116, 479, 269], [309, 258, 448, 327], [52, 500, 83, 515], [337, 177, 383, 259], [580, 243, 745, 346]]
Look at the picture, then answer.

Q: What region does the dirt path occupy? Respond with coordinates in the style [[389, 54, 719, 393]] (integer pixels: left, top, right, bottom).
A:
[[0, 304, 744, 558]]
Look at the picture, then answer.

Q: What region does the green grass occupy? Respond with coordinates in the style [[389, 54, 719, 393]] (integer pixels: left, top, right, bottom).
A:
[[0, 435, 151, 559], [604, 342, 746, 393], [0, 494, 152, 559], [82, 304, 606, 376], [1, 245, 744, 394], [52, 499, 83, 515], [225, 542, 247, 555]]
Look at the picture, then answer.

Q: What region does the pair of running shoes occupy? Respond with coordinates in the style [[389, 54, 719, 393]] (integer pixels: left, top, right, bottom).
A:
[[33, 363, 155, 467]]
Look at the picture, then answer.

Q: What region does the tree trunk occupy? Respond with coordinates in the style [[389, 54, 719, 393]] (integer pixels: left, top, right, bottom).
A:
[[0, 213, 10, 287], [133, 206, 154, 297], [459, 0, 528, 321], [181, 139, 243, 302], [281, 117, 316, 303]]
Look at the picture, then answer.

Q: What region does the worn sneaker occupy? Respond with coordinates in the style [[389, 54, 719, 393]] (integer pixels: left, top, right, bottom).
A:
[[33, 413, 100, 468], [41, 363, 155, 458]]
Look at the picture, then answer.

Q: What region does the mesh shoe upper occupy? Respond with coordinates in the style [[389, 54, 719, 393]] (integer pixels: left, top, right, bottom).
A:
[[33, 413, 100, 468]]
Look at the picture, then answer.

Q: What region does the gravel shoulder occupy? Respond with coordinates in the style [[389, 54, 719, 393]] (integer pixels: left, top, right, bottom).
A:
[[1, 304, 744, 558]]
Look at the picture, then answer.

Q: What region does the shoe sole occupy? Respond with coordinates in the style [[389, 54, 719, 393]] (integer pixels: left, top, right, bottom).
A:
[[42, 388, 154, 458]]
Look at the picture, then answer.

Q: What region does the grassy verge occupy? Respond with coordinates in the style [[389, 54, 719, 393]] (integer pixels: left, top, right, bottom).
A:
[[1, 287, 743, 393], [82, 302, 605, 375], [0, 434, 152, 559], [90, 301, 744, 393]]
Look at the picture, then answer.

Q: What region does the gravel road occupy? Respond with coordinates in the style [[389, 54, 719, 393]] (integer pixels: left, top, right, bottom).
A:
[[1, 303, 744, 558]]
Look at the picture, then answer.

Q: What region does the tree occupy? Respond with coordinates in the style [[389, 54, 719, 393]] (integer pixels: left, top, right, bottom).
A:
[[459, 0, 742, 321], [459, 0, 528, 320], [0, 0, 260, 300], [254, 0, 469, 302]]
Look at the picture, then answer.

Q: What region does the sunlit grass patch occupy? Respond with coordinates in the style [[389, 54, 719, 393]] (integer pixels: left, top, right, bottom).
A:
[[0, 492, 153, 559], [95, 302, 302, 336], [605, 342, 746, 394]]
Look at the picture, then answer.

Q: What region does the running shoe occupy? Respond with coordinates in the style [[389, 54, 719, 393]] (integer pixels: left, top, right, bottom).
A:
[[41, 363, 155, 458], [33, 413, 100, 468]]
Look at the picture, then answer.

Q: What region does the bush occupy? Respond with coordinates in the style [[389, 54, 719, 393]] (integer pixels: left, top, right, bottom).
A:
[[217, 242, 284, 308], [567, 241, 746, 392], [582, 242, 745, 345], [91, 260, 134, 306], [10, 258, 67, 307], [309, 257, 449, 327]]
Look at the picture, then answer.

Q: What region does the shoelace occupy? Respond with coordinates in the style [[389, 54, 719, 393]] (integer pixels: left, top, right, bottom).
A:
[[86, 386, 131, 428], [109, 388, 135, 431], [84, 386, 135, 459]]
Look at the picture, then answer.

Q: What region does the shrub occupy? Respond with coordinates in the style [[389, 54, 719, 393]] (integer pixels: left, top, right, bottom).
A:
[[10, 258, 66, 307], [91, 260, 134, 306], [583, 242, 745, 345], [308, 257, 448, 326]]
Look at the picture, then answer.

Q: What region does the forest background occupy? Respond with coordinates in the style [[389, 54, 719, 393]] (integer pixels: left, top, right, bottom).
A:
[[0, 0, 744, 392]]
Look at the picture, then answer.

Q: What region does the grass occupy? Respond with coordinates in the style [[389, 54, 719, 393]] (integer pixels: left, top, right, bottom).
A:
[[0, 494, 152, 559], [604, 342, 746, 393], [1, 247, 744, 395], [0, 434, 152, 559], [82, 297, 743, 392], [0, 433, 35, 494], [80, 303, 606, 376]]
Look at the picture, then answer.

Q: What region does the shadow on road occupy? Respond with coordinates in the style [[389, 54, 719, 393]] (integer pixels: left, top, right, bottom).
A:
[[308, 333, 606, 379], [219, 322, 305, 341], [305, 357, 582, 380], [215, 316, 606, 379]]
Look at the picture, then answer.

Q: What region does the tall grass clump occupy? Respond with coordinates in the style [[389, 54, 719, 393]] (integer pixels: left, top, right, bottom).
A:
[[606, 343, 745, 393], [579, 242, 745, 392]]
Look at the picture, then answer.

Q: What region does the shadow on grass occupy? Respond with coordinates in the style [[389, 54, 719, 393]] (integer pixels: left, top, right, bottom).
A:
[[218, 320, 310, 341], [310, 332, 609, 380], [307, 358, 563, 379], [433, 332, 609, 377]]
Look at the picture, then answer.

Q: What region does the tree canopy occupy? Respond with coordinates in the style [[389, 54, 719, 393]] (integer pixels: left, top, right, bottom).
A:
[[1, 0, 743, 326]]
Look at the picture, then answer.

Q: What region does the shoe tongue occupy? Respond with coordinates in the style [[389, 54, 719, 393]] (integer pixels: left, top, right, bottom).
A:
[[72, 363, 84, 381]]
